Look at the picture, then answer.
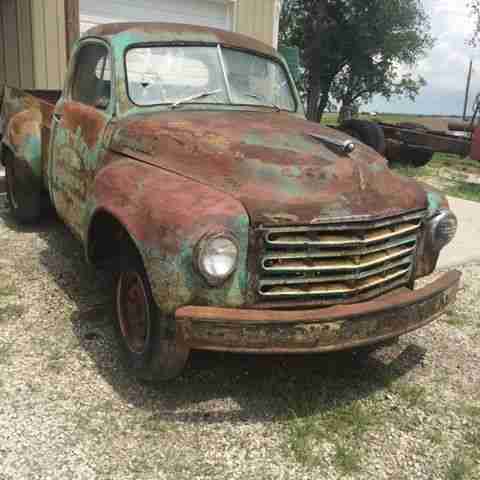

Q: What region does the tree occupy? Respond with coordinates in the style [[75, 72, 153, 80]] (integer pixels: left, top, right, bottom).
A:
[[469, 1, 480, 46], [280, 0, 433, 122]]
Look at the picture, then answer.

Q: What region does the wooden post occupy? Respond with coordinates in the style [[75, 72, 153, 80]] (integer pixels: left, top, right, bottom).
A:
[[64, 0, 79, 61]]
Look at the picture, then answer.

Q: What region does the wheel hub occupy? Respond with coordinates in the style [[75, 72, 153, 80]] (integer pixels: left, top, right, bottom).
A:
[[117, 271, 150, 354]]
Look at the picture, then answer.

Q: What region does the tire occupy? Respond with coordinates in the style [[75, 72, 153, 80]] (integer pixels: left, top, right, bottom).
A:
[[115, 252, 189, 382], [395, 123, 434, 167], [385, 142, 434, 168], [342, 119, 386, 155], [408, 148, 434, 167], [4, 150, 42, 223]]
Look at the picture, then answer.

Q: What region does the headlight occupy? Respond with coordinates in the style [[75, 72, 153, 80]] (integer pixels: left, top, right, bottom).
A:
[[429, 209, 458, 251], [196, 233, 239, 286]]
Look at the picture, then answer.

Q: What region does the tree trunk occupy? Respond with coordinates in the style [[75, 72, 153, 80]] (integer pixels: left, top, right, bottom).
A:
[[316, 88, 331, 122], [306, 82, 321, 121], [306, 76, 333, 122]]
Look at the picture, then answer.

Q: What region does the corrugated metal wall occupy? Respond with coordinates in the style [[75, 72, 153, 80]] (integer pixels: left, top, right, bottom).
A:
[[236, 0, 281, 49], [0, 0, 66, 90], [0, 0, 34, 89], [31, 0, 67, 89], [0, 0, 280, 92]]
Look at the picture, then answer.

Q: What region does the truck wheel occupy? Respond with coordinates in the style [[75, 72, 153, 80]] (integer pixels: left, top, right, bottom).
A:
[[115, 254, 189, 381], [4, 150, 42, 223], [342, 119, 386, 155]]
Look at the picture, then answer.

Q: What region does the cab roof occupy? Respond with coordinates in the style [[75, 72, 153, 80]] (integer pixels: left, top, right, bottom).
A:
[[84, 22, 279, 59]]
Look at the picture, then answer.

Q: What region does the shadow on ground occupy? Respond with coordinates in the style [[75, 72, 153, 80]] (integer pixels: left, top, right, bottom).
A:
[[1, 200, 427, 425]]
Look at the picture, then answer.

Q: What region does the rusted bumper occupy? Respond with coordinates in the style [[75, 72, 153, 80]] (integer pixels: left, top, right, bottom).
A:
[[176, 271, 461, 353]]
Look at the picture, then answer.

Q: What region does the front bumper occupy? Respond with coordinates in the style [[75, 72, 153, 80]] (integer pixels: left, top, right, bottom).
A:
[[176, 271, 461, 353]]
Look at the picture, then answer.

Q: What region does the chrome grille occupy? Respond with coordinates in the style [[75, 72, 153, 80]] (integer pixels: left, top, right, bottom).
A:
[[257, 210, 426, 304]]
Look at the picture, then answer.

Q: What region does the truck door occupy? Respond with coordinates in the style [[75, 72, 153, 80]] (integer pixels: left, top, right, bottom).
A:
[[50, 40, 113, 239]]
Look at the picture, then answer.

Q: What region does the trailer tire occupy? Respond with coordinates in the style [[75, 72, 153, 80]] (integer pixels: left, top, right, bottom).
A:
[[4, 150, 43, 223], [408, 148, 434, 167], [342, 119, 386, 155]]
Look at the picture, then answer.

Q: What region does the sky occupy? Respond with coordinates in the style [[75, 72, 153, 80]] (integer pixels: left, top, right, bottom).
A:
[[368, 0, 478, 115]]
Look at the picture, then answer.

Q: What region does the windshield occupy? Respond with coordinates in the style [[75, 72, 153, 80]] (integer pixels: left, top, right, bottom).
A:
[[125, 45, 296, 111]]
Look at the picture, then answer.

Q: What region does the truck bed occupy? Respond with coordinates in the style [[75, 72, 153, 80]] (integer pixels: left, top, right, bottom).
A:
[[0, 85, 61, 185]]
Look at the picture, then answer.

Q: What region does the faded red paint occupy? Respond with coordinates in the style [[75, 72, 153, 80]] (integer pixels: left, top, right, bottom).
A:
[[61, 102, 108, 150], [111, 111, 428, 226], [93, 156, 248, 253]]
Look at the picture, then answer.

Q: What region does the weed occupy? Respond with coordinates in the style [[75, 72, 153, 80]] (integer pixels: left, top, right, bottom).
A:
[[334, 443, 361, 474], [285, 400, 379, 473], [446, 181, 480, 203], [394, 384, 427, 408], [445, 457, 472, 480], [0, 304, 24, 323], [0, 285, 17, 297], [426, 429, 443, 445], [443, 308, 466, 328]]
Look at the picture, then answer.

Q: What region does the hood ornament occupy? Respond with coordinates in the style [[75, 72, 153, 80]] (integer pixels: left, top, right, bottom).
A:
[[309, 133, 356, 154]]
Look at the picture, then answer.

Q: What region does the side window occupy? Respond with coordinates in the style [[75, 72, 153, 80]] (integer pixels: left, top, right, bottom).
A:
[[72, 43, 111, 110]]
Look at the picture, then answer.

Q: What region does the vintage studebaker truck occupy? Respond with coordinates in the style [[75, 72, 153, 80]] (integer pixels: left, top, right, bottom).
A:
[[0, 23, 460, 381]]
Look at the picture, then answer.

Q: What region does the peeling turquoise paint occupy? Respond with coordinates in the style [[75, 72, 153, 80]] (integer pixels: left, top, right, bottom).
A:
[[427, 191, 443, 216], [142, 212, 251, 314], [22, 135, 42, 179]]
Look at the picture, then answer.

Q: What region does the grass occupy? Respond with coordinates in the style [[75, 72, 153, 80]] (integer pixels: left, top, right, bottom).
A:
[[446, 458, 472, 480], [0, 284, 17, 298], [286, 399, 380, 473], [443, 307, 467, 329], [391, 153, 480, 203], [0, 304, 24, 323], [447, 181, 480, 202], [320, 112, 428, 126], [393, 384, 427, 409]]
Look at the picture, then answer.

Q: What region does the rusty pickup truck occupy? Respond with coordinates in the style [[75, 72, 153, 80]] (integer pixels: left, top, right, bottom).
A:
[[0, 23, 461, 381]]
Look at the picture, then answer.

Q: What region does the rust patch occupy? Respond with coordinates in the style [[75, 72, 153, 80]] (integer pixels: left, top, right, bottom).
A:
[[111, 110, 428, 226], [61, 102, 107, 150], [86, 22, 279, 59], [176, 271, 460, 353]]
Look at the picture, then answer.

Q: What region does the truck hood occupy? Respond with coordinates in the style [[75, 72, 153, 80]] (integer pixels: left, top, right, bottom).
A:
[[110, 111, 427, 225]]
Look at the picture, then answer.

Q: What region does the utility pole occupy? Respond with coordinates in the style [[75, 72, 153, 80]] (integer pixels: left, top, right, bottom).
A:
[[463, 60, 473, 120]]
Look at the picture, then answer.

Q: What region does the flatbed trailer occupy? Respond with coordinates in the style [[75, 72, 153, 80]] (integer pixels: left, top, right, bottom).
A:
[[336, 118, 480, 167]]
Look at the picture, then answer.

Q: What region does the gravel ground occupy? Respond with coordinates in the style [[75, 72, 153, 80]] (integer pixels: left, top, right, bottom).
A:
[[0, 194, 479, 480]]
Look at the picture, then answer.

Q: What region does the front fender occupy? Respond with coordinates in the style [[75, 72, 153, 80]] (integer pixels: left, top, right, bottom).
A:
[[416, 181, 451, 278], [90, 157, 251, 314]]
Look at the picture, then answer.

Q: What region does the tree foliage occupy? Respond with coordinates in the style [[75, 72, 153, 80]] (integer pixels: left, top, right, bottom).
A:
[[469, 1, 480, 46], [280, 0, 433, 122]]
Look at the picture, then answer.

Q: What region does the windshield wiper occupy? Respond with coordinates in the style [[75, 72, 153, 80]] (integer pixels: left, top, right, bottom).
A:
[[243, 94, 281, 112], [170, 89, 223, 110]]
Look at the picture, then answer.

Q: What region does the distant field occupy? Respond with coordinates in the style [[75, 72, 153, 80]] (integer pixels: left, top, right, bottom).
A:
[[321, 113, 461, 131]]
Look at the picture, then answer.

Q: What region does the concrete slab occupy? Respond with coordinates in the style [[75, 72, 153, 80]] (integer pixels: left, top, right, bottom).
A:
[[438, 196, 480, 268]]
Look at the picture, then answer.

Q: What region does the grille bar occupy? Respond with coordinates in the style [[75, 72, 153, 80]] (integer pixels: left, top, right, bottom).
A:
[[259, 267, 410, 297], [262, 234, 418, 261], [259, 255, 414, 288], [265, 222, 420, 248], [262, 245, 415, 273], [257, 211, 426, 304]]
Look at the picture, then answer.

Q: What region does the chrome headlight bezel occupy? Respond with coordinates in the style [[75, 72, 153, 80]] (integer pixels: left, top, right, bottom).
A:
[[196, 233, 240, 286], [429, 209, 458, 251]]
